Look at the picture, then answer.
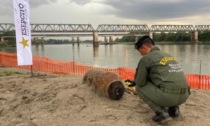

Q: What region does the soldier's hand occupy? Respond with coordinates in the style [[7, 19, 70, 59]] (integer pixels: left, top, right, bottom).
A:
[[124, 79, 136, 87]]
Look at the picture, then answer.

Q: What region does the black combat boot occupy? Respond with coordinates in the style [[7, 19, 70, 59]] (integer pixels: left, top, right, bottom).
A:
[[168, 106, 180, 118], [152, 109, 169, 122]]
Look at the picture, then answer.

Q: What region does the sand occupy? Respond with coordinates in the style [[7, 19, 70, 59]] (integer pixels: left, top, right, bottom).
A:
[[0, 67, 210, 126]]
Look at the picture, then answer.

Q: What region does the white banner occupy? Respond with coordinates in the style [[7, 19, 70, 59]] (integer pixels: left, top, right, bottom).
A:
[[13, 0, 32, 65]]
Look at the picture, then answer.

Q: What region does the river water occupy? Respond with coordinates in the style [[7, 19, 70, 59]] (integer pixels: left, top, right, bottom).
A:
[[1, 43, 210, 75]]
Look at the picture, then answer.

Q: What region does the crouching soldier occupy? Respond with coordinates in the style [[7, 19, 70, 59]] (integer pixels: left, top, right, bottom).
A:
[[125, 35, 190, 122]]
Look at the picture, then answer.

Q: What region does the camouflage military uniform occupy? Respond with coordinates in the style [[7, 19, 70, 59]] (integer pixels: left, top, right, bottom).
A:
[[134, 46, 190, 111]]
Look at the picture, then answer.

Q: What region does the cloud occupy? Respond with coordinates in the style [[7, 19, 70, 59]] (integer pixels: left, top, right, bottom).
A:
[[1, 0, 210, 24], [30, 0, 57, 8], [0, 0, 58, 23], [69, 0, 92, 5], [93, 0, 210, 21], [0, 1, 12, 16], [0, 0, 58, 10]]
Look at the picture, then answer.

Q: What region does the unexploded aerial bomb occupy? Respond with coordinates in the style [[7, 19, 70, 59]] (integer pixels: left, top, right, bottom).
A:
[[82, 69, 125, 100]]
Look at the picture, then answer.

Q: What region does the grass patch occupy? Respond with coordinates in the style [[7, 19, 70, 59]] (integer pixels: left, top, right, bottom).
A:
[[0, 70, 23, 77]]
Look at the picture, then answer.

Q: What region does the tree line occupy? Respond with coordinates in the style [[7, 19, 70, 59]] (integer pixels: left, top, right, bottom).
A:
[[115, 32, 210, 42]]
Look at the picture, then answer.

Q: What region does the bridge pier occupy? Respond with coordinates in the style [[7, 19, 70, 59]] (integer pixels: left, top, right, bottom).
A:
[[33, 37, 38, 45], [135, 36, 139, 42], [72, 37, 75, 42], [32, 37, 44, 46], [191, 31, 199, 42], [1, 37, 4, 42], [148, 32, 153, 39], [104, 36, 108, 43], [76, 37, 80, 46], [40, 37, 45, 46], [77, 37, 80, 43], [71, 37, 76, 46], [109, 36, 113, 43], [93, 32, 99, 47]]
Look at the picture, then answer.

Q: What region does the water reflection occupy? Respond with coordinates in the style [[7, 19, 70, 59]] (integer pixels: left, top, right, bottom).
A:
[[35, 44, 45, 56], [163, 44, 210, 75], [93, 45, 99, 58], [92, 45, 99, 66], [125, 48, 128, 67], [1, 46, 16, 53]]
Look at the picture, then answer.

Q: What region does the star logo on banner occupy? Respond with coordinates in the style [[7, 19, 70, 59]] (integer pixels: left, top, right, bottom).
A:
[[19, 37, 29, 48]]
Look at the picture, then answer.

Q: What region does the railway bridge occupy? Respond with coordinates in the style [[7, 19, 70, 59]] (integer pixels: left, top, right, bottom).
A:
[[1, 23, 210, 45]]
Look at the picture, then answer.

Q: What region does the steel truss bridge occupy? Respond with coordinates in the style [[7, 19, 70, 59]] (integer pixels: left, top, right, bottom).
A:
[[1, 23, 210, 33]]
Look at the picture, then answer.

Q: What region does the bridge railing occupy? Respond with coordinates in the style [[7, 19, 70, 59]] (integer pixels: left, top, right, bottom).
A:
[[195, 25, 210, 31], [150, 25, 195, 32], [96, 24, 149, 32], [31, 24, 94, 32], [0, 23, 15, 32]]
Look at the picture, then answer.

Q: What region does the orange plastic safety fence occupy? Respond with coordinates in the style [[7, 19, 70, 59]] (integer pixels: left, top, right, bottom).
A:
[[1, 52, 210, 90]]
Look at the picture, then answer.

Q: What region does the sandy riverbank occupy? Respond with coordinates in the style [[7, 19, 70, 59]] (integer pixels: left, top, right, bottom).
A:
[[0, 67, 210, 126]]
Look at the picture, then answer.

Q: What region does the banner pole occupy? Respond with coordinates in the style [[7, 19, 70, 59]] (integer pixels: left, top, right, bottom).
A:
[[31, 65, 33, 76], [72, 43, 75, 74]]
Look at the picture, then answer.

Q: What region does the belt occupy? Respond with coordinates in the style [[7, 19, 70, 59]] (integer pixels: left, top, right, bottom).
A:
[[159, 87, 187, 94]]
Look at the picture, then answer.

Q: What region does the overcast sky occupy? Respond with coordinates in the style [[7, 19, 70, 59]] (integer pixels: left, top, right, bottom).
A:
[[1, 0, 210, 28]]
